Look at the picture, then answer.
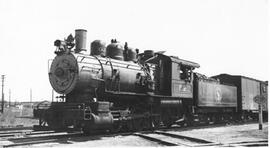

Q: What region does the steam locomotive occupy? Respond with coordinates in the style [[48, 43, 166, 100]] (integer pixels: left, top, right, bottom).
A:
[[34, 29, 268, 133]]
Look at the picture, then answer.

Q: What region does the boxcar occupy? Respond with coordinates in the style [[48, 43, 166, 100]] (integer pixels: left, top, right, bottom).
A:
[[212, 74, 268, 112], [260, 81, 268, 112]]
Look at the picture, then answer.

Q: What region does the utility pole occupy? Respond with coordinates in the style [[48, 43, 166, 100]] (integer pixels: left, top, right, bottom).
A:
[[30, 88, 32, 103], [254, 95, 265, 130], [52, 89, 54, 102], [258, 103, 263, 130], [1, 75, 5, 113], [9, 89, 11, 107]]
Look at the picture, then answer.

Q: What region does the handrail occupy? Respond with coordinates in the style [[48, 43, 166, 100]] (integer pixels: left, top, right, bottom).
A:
[[80, 65, 100, 72], [76, 55, 141, 71], [106, 57, 114, 79], [77, 54, 138, 68], [93, 56, 104, 79]]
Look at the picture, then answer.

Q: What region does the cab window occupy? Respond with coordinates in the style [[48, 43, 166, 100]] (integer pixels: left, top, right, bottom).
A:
[[180, 65, 192, 82]]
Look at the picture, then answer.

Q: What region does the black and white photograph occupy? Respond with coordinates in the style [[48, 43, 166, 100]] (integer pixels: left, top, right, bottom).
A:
[[0, 0, 268, 147]]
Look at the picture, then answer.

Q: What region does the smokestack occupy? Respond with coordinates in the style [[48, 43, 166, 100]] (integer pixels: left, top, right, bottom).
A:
[[75, 29, 87, 53]]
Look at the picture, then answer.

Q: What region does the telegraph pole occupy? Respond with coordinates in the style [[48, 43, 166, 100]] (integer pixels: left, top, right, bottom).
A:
[[9, 89, 11, 107], [1, 75, 5, 113], [258, 103, 263, 130], [52, 89, 54, 102], [254, 95, 265, 130], [30, 88, 32, 103]]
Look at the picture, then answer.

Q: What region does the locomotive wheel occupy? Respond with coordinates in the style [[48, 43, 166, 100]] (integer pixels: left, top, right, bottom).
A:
[[133, 118, 143, 131], [142, 117, 151, 130], [208, 115, 215, 124], [163, 119, 173, 128], [47, 120, 62, 130], [82, 127, 91, 135], [111, 123, 122, 133], [184, 115, 194, 126], [161, 115, 173, 127], [126, 120, 134, 131]]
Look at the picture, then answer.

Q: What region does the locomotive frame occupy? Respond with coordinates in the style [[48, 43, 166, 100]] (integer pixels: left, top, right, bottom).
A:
[[33, 29, 268, 133]]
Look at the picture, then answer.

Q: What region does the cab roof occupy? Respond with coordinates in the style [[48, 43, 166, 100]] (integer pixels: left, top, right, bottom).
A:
[[142, 52, 200, 69], [169, 56, 200, 68]]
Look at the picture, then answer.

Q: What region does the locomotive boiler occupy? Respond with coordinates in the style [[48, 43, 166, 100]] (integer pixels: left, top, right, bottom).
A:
[[33, 29, 267, 133]]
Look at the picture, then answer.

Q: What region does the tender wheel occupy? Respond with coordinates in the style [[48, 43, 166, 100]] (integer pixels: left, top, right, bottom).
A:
[[152, 116, 161, 129]]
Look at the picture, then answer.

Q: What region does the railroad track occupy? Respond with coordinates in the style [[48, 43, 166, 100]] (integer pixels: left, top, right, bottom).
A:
[[0, 127, 32, 132], [0, 126, 81, 138], [160, 121, 258, 132], [130, 121, 268, 147], [226, 140, 268, 147], [134, 130, 221, 147], [0, 130, 60, 138], [0, 127, 34, 138], [0, 122, 267, 147], [0, 126, 84, 147], [2, 132, 83, 147]]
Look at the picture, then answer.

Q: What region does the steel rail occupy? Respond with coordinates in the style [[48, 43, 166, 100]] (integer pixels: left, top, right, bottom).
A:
[[134, 131, 222, 147], [226, 140, 268, 147], [3, 139, 61, 147], [0, 127, 32, 131], [153, 131, 223, 147], [0, 131, 58, 138], [3, 132, 83, 147], [8, 132, 82, 142], [133, 133, 179, 146], [154, 131, 212, 143], [0, 130, 32, 135]]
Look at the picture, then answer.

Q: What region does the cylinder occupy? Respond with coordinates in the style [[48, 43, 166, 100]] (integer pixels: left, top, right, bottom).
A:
[[91, 40, 106, 56], [75, 29, 87, 53], [90, 113, 113, 129]]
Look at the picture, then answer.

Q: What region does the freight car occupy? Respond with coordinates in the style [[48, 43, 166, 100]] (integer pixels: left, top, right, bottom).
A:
[[212, 74, 268, 120], [33, 29, 268, 133]]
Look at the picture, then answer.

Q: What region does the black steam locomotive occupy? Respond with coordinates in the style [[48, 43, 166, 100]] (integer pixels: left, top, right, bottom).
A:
[[34, 29, 268, 133]]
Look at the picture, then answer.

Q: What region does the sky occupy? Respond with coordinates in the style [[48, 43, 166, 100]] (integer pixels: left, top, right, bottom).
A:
[[0, 0, 269, 102]]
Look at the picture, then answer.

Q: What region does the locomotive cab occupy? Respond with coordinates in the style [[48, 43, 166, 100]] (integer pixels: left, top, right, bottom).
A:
[[148, 54, 200, 98], [170, 57, 199, 98]]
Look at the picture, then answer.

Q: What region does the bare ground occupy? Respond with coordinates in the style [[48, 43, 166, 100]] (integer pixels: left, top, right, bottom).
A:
[[30, 122, 268, 147], [169, 122, 268, 144]]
